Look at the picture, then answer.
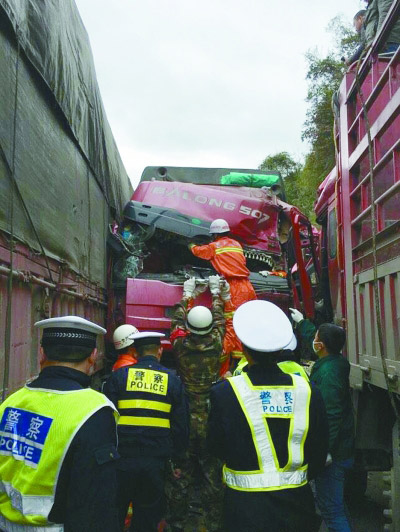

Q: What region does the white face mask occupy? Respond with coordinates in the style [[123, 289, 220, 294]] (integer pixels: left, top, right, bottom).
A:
[[312, 341, 322, 354]]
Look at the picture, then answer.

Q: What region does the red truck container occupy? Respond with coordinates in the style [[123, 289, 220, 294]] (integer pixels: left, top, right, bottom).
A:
[[107, 166, 322, 355], [315, 2, 400, 527], [0, 1, 132, 396]]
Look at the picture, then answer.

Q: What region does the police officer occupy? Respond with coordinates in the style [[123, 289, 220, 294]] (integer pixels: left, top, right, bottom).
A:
[[103, 331, 189, 532], [207, 300, 329, 532], [167, 276, 226, 531], [0, 316, 119, 532]]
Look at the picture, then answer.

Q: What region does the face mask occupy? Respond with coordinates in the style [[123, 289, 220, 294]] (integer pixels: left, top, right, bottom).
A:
[[312, 341, 321, 354]]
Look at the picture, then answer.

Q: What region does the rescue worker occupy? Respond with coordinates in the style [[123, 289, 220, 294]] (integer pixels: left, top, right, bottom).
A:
[[0, 316, 119, 532], [166, 275, 226, 532], [189, 218, 256, 365], [310, 324, 355, 532], [112, 323, 139, 371], [207, 300, 329, 532], [103, 331, 190, 532]]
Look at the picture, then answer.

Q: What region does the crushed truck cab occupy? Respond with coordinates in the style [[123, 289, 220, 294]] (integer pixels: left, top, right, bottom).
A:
[[107, 166, 320, 351]]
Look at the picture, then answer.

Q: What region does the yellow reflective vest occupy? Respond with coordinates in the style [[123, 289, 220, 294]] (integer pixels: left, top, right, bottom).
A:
[[223, 373, 311, 491], [0, 386, 117, 531], [234, 359, 309, 381]]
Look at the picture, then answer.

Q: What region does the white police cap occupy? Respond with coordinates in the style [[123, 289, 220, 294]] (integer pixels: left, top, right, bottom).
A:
[[233, 300, 294, 352], [34, 315, 106, 335], [129, 331, 165, 348]]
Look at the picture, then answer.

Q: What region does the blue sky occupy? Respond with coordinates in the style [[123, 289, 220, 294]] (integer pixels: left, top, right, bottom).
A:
[[75, 0, 364, 186]]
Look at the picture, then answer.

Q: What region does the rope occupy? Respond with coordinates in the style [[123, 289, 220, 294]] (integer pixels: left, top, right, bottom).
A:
[[353, 52, 400, 422], [2, 42, 20, 403]]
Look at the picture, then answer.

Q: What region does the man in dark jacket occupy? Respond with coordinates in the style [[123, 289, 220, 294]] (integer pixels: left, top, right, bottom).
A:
[[311, 323, 355, 532], [0, 316, 119, 532], [208, 300, 329, 532], [103, 331, 189, 532], [167, 275, 226, 531]]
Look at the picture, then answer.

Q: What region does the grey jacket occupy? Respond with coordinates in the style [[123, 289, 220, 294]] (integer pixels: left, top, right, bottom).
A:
[[365, 0, 400, 47]]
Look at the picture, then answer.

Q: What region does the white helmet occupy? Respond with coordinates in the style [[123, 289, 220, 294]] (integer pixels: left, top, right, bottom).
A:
[[187, 306, 213, 335], [113, 324, 139, 351], [209, 218, 230, 234]]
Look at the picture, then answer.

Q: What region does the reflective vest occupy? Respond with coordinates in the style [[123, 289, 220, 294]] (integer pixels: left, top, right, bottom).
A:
[[223, 373, 311, 491], [0, 386, 117, 531], [191, 237, 250, 278], [233, 360, 309, 381], [117, 367, 172, 429]]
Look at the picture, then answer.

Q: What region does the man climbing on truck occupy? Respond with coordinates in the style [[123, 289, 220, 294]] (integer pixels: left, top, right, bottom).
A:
[[189, 218, 256, 367]]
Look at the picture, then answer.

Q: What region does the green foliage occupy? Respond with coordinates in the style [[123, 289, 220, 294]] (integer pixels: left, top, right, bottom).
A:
[[258, 152, 301, 206], [259, 16, 359, 221]]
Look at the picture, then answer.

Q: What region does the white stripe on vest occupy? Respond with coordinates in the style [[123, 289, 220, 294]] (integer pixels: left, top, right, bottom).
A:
[[223, 373, 311, 491]]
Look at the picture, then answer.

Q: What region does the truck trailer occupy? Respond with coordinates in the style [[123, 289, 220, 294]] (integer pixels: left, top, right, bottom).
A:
[[315, 1, 400, 528], [0, 0, 132, 396]]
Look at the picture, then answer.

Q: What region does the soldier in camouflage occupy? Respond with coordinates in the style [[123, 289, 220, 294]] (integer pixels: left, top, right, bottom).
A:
[[166, 275, 227, 532]]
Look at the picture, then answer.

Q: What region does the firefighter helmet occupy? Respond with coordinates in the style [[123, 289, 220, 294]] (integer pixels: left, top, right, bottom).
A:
[[233, 300, 293, 352], [209, 218, 230, 234], [113, 324, 139, 351], [187, 306, 213, 335]]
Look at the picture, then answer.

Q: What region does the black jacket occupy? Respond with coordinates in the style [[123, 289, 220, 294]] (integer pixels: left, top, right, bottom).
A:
[[103, 355, 189, 460], [27, 366, 119, 532], [207, 364, 329, 531]]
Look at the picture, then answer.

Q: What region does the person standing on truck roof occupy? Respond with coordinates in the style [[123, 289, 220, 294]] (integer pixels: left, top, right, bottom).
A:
[[0, 316, 120, 532], [189, 218, 256, 365], [364, 0, 400, 53], [207, 300, 329, 532], [112, 323, 139, 371], [166, 275, 226, 532], [310, 323, 355, 532], [103, 331, 189, 532]]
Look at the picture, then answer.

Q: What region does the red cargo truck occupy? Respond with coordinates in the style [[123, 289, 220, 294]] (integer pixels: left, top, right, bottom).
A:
[[107, 166, 322, 356], [315, 2, 400, 527]]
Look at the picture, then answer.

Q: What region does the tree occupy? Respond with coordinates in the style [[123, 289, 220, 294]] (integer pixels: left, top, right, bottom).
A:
[[258, 16, 359, 220], [259, 151, 302, 206], [298, 15, 359, 218]]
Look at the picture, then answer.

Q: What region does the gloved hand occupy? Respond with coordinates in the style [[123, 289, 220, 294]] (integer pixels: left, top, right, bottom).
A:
[[192, 281, 208, 299], [208, 275, 221, 296], [220, 280, 231, 301], [289, 308, 304, 324], [259, 270, 270, 277], [183, 277, 196, 298]]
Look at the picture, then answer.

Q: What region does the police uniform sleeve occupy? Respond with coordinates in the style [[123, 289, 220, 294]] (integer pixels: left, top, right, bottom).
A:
[[169, 376, 190, 459], [206, 384, 226, 461], [49, 406, 119, 532], [102, 370, 121, 408], [304, 384, 329, 480]]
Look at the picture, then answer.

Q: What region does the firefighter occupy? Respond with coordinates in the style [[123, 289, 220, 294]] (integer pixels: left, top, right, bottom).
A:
[[112, 323, 139, 371], [189, 218, 256, 365], [103, 331, 189, 532], [166, 275, 226, 531], [0, 316, 119, 532], [207, 300, 329, 532]]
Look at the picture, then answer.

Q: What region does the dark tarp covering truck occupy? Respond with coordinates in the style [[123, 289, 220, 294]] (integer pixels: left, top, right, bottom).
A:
[[0, 0, 132, 395]]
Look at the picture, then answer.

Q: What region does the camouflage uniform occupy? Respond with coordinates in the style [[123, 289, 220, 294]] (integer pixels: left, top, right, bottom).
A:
[[166, 296, 225, 532]]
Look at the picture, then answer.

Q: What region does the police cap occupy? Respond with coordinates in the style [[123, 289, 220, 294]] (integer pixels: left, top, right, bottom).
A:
[[129, 331, 165, 348], [233, 300, 294, 352], [35, 315, 106, 349]]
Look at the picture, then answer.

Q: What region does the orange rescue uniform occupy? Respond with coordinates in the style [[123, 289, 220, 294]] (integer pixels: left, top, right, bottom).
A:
[[112, 353, 137, 371], [190, 236, 257, 365]]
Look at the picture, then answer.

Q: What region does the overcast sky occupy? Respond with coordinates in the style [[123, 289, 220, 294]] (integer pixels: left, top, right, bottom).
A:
[[74, 0, 364, 187]]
